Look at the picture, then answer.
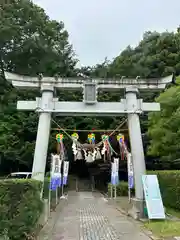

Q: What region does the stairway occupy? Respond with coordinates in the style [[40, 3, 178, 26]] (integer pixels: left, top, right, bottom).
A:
[[76, 178, 94, 192]]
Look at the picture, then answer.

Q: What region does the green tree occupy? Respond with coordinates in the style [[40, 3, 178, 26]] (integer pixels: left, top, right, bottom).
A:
[[148, 77, 180, 162], [2, 1, 180, 173], [0, 0, 77, 172], [108, 30, 180, 78]]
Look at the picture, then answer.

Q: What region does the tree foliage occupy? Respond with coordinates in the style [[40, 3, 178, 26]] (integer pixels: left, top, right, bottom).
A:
[[0, 0, 77, 172], [1, 0, 180, 173], [108, 31, 180, 78], [148, 78, 180, 161]]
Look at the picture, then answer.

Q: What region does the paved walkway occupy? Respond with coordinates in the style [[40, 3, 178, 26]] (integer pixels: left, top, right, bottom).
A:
[[38, 191, 151, 240]]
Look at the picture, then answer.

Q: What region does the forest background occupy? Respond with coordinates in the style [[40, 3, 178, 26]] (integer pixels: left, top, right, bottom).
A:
[[1, 0, 180, 175]]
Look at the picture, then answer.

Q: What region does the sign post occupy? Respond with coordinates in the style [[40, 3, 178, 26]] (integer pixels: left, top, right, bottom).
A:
[[114, 158, 119, 199], [142, 175, 165, 219], [111, 158, 119, 199], [111, 162, 116, 198], [60, 161, 69, 199], [110, 184, 113, 199]]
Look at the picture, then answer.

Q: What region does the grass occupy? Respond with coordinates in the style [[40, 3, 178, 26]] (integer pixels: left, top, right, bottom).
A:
[[144, 220, 180, 238], [167, 207, 180, 219], [113, 195, 180, 238], [143, 207, 180, 238]]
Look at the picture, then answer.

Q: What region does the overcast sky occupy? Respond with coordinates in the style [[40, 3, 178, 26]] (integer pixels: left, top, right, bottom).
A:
[[33, 0, 180, 67]]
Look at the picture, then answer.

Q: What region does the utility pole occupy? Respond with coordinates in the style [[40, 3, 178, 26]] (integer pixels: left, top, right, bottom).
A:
[[5, 71, 172, 218]]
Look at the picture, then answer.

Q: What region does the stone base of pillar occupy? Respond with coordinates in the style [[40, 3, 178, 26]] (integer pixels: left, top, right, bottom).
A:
[[128, 198, 146, 220]]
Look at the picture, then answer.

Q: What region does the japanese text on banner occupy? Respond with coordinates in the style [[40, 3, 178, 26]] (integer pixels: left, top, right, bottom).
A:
[[63, 161, 69, 185], [114, 158, 119, 185], [127, 153, 134, 189], [50, 154, 62, 190], [111, 162, 116, 185]]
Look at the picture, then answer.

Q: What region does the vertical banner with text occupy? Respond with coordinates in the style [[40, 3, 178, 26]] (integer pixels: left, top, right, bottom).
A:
[[114, 158, 119, 185], [50, 154, 62, 190], [63, 161, 69, 185], [127, 153, 134, 189], [111, 162, 116, 185]]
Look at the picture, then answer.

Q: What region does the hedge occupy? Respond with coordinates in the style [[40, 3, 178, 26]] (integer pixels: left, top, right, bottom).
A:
[[108, 181, 134, 196], [108, 170, 180, 211], [0, 179, 43, 240], [148, 170, 180, 211]]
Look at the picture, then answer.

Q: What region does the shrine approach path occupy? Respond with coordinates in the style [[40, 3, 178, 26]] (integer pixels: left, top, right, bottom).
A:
[[38, 191, 151, 240]]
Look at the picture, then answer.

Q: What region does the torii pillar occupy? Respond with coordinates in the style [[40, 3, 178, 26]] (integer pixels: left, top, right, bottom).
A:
[[32, 84, 54, 181], [126, 87, 146, 218]]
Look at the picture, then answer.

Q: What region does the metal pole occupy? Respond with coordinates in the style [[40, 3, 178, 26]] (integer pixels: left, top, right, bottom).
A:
[[114, 185, 117, 199], [55, 188, 58, 205], [110, 185, 113, 199], [126, 87, 146, 217], [48, 156, 53, 215], [128, 187, 131, 203], [32, 85, 54, 182], [76, 177, 78, 192], [91, 175, 94, 192], [93, 176, 95, 191], [48, 188, 51, 215], [58, 185, 60, 199], [62, 184, 64, 196]]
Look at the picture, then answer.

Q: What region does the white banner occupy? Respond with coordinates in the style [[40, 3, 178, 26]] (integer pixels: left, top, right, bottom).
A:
[[63, 161, 69, 185], [51, 154, 62, 178], [114, 158, 119, 176], [63, 161, 69, 177], [50, 154, 62, 190], [111, 162, 116, 176], [127, 153, 134, 189], [111, 162, 116, 185], [114, 158, 119, 185], [127, 153, 133, 176]]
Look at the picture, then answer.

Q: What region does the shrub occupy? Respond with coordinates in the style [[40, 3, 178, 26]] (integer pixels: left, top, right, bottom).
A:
[[108, 181, 135, 197], [107, 171, 180, 211], [107, 170, 180, 212], [148, 170, 180, 211], [0, 179, 43, 240]]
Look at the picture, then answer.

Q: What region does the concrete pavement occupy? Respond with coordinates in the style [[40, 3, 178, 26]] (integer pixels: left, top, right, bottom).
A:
[[38, 191, 151, 240]]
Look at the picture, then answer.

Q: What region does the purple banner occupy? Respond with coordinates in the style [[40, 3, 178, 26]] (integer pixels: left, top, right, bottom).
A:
[[49, 177, 58, 190], [115, 175, 119, 185], [63, 176, 67, 185], [128, 175, 134, 189], [49, 176, 62, 190], [111, 175, 116, 185], [56, 176, 62, 187]]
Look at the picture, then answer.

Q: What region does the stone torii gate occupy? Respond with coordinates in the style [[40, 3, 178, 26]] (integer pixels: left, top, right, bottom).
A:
[[5, 72, 172, 217]]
